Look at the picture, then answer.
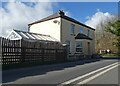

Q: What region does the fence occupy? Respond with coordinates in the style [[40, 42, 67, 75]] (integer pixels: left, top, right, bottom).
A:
[[1, 37, 67, 67]]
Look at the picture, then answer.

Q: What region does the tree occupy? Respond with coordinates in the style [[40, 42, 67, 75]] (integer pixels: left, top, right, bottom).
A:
[[105, 20, 120, 54], [95, 15, 118, 54]]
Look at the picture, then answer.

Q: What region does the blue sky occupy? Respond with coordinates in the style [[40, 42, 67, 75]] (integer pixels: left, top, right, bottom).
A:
[[1, 2, 118, 23], [53, 2, 118, 23], [0, 2, 118, 36]]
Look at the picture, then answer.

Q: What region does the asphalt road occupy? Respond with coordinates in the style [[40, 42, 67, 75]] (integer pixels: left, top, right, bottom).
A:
[[87, 66, 118, 84], [2, 59, 119, 85]]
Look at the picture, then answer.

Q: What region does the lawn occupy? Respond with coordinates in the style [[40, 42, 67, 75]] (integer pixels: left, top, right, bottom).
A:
[[102, 53, 120, 57]]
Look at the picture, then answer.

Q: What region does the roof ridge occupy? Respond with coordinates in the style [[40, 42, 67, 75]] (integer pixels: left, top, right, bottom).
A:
[[28, 11, 62, 25], [28, 10, 95, 30], [62, 15, 95, 30]]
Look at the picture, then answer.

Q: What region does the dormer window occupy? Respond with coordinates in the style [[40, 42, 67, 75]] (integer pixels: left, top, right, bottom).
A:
[[70, 24, 75, 35]]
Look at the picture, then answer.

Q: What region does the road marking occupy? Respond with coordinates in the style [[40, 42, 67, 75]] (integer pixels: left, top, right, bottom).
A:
[[78, 63, 119, 84], [61, 62, 119, 85]]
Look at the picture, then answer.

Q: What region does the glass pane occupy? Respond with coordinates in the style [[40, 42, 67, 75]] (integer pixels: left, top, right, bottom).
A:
[[26, 33, 35, 39], [70, 24, 75, 34], [76, 41, 82, 48], [32, 34, 42, 40], [80, 28, 83, 33], [87, 29, 90, 36], [76, 48, 82, 52], [37, 35, 44, 40], [19, 32, 29, 39]]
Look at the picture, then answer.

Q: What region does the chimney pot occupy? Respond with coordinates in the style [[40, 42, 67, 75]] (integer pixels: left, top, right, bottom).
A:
[[59, 10, 65, 16]]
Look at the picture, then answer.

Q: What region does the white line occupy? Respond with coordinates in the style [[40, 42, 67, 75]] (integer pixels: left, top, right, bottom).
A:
[[78, 63, 119, 84], [61, 62, 118, 84]]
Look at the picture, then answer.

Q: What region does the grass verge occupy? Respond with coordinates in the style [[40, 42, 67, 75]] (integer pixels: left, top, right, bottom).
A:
[[102, 53, 120, 57]]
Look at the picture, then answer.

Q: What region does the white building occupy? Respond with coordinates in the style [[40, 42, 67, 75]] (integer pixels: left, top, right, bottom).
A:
[[28, 10, 95, 59]]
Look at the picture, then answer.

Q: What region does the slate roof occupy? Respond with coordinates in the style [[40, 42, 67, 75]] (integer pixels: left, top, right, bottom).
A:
[[28, 12, 60, 26], [28, 10, 95, 30], [75, 33, 92, 40], [9, 30, 59, 42]]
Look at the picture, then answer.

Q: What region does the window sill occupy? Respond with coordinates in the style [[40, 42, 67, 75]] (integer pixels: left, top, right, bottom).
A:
[[75, 52, 83, 54]]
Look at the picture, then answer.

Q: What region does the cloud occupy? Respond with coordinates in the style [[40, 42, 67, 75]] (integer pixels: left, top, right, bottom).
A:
[[85, 10, 116, 29], [0, 2, 54, 37], [65, 11, 71, 17]]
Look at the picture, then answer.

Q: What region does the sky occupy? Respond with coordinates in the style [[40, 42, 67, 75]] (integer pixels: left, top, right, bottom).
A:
[[0, 2, 118, 37], [55, 2, 118, 22]]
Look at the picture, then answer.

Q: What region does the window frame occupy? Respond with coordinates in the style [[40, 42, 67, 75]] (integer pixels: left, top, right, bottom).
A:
[[80, 28, 83, 33], [66, 40, 71, 54], [87, 29, 90, 36], [76, 41, 83, 53], [70, 24, 75, 35]]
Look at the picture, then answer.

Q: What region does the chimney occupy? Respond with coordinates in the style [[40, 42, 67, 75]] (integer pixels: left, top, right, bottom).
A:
[[59, 10, 65, 16]]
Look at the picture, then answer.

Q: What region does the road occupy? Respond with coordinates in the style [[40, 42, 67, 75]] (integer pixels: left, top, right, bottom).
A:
[[2, 59, 119, 85]]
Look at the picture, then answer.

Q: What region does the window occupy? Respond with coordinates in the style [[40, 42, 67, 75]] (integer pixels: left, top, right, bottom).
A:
[[87, 29, 90, 36], [70, 24, 75, 35], [26, 33, 35, 39], [76, 41, 83, 52], [80, 28, 83, 33], [66, 40, 71, 53], [20, 32, 29, 39]]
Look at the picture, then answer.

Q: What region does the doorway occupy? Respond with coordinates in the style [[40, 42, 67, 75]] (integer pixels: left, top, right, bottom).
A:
[[88, 42, 90, 55]]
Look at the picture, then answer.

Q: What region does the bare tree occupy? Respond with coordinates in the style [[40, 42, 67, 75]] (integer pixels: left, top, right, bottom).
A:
[[95, 14, 118, 54]]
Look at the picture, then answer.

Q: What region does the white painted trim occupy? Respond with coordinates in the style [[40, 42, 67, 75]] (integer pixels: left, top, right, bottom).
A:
[[75, 40, 83, 53], [6, 30, 13, 38], [6, 30, 22, 40]]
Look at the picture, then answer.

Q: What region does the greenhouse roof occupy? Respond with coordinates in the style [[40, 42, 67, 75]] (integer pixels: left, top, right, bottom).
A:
[[7, 29, 59, 42]]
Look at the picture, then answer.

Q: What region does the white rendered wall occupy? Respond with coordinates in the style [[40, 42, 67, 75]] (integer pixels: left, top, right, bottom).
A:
[[29, 18, 61, 41]]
